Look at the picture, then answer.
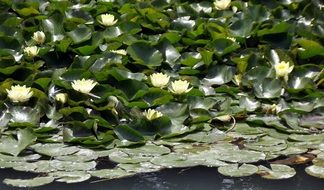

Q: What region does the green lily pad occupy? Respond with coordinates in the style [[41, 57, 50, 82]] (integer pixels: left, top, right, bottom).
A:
[[120, 143, 171, 156], [31, 143, 80, 157], [179, 129, 226, 143], [55, 148, 98, 162], [239, 96, 260, 112], [245, 136, 287, 152], [14, 160, 97, 173], [0, 160, 24, 168], [202, 65, 236, 86], [9, 106, 41, 124], [0, 153, 41, 162], [277, 146, 308, 156], [67, 25, 92, 44], [50, 171, 91, 183], [215, 149, 266, 163], [218, 164, 258, 177], [118, 162, 162, 173], [151, 153, 203, 168], [254, 78, 282, 99], [3, 177, 55, 187], [258, 164, 296, 179], [109, 149, 151, 164], [127, 42, 163, 67], [0, 128, 36, 156], [289, 134, 324, 142], [89, 168, 134, 179], [312, 157, 324, 167], [305, 165, 324, 179]]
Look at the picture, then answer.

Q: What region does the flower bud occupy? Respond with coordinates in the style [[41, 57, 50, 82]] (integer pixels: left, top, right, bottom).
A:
[[55, 93, 68, 104], [214, 0, 231, 10]]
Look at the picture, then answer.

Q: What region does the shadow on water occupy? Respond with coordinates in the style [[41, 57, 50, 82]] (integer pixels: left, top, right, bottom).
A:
[[0, 165, 323, 190]]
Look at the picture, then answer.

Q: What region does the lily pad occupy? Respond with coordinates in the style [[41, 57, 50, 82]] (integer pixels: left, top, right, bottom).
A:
[[289, 134, 324, 142], [0, 128, 36, 156], [14, 160, 97, 173], [119, 143, 171, 156], [151, 153, 203, 168], [31, 143, 80, 157], [89, 168, 134, 179], [305, 165, 324, 179], [258, 164, 296, 179], [109, 150, 151, 164], [127, 42, 163, 67], [245, 136, 287, 152], [254, 78, 282, 99], [0, 153, 41, 162], [218, 164, 259, 177], [118, 162, 162, 173], [55, 148, 98, 162], [3, 177, 55, 187], [215, 149, 266, 163], [50, 171, 91, 183]]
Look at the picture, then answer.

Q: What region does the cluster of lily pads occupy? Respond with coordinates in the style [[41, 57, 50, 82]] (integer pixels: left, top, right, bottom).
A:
[[0, 0, 323, 188]]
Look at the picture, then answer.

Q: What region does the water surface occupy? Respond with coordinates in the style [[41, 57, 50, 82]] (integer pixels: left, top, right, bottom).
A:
[[0, 165, 323, 190]]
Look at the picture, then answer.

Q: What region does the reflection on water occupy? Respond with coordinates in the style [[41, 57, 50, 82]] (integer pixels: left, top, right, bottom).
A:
[[0, 165, 323, 190]]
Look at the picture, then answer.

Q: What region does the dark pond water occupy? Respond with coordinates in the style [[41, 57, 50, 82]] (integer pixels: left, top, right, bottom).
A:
[[0, 165, 323, 190]]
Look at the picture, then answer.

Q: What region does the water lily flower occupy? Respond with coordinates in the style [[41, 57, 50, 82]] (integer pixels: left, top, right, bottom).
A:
[[6, 85, 33, 103], [71, 79, 98, 94], [214, 0, 231, 10], [24, 46, 39, 57], [110, 49, 127, 55], [32, 31, 46, 44], [55, 93, 68, 104], [150, 73, 170, 88], [169, 80, 193, 94], [99, 14, 118, 26], [143, 109, 163, 121], [274, 61, 294, 81]]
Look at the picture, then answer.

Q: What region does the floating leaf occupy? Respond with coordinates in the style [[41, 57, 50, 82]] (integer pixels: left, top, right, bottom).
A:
[[89, 168, 134, 179], [67, 25, 92, 44], [120, 143, 171, 156], [305, 165, 324, 179], [109, 149, 151, 164], [3, 177, 55, 188], [127, 42, 163, 67], [31, 143, 80, 157], [254, 78, 282, 99], [118, 162, 162, 173], [258, 164, 296, 179], [50, 171, 91, 183], [0, 128, 36, 156], [218, 164, 258, 177], [202, 64, 236, 86]]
